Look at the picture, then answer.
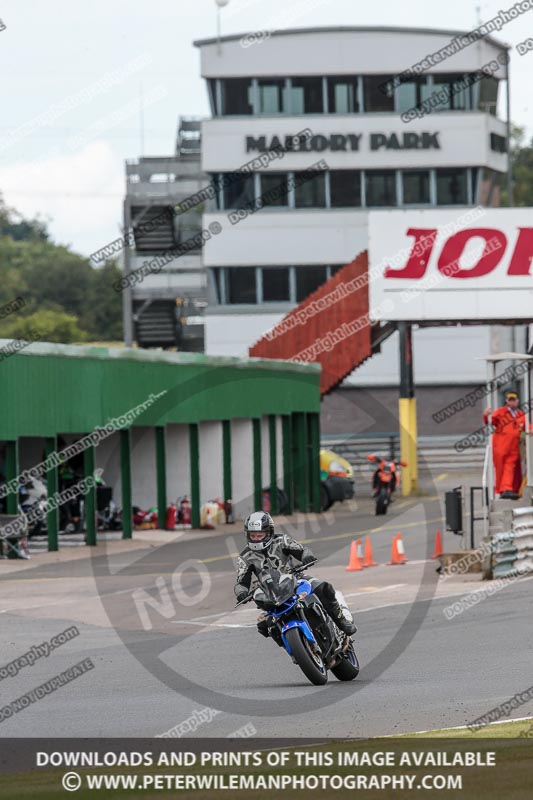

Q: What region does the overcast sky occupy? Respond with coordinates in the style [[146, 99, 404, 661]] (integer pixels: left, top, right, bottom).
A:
[[0, 0, 531, 258]]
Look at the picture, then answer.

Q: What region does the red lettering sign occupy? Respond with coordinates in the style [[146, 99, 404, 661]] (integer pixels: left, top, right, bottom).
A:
[[438, 229, 506, 278], [385, 227, 533, 279]]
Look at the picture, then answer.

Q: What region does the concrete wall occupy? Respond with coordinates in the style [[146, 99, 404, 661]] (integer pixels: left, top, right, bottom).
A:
[[166, 424, 190, 501], [321, 385, 488, 436], [130, 427, 156, 510], [231, 419, 254, 519], [200, 421, 224, 501], [198, 29, 505, 80]]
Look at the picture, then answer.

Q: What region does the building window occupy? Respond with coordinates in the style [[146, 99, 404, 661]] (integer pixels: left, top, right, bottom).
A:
[[295, 266, 328, 302], [293, 170, 326, 207], [402, 170, 430, 205], [363, 75, 395, 112], [436, 168, 468, 204], [365, 170, 397, 206], [330, 170, 361, 207], [212, 269, 224, 303], [396, 76, 431, 113], [257, 79, 287, 114], [479, 75, 498, 115], [175, 208, 202, 250], [288, 77, 323, 113], [262, 267, 290, 302], [221, 173, 255, 209], [221, 78, 254, 115], [432, 73, 471, 111], [478, 168, 504, 207], [227, 267, 257, 304], [207, 79, 218, 115], [327, 76, 359, 113], [259, 173, 289, 206], [490, 132, 506, 153]]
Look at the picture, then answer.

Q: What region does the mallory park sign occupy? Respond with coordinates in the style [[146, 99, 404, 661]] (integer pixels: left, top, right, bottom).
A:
[[245, 132, 441, 153]]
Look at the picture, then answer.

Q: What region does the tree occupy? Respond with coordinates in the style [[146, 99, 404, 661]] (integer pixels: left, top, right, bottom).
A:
[[79, 261, 124, 341], [0, 309, 88, 343], [0, 198, 48, 242], [0, 198, 123, 343], [508, 126, 533, 207]]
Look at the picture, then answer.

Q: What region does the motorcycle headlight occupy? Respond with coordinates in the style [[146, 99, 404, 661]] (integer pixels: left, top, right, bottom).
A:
[[298, 590, 308, 598]]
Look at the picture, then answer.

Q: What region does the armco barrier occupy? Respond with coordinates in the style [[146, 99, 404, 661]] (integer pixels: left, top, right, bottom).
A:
[[321, 433, 485, 472], [488, 507, 533, 578]]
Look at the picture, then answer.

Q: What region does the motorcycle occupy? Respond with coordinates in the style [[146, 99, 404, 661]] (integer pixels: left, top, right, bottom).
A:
[[367, 454, 407, 516], [236, 561, 359, 686], [19, 477, 48, 537]]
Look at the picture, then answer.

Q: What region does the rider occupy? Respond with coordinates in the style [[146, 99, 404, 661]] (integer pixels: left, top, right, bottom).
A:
[[369, 455, 397, 496], [234, 511, 357, 642]]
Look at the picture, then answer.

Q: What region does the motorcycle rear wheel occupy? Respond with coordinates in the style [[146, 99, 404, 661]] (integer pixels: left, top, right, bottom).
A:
[[285, 627, 328, 686], [331, 641, 360, 681]]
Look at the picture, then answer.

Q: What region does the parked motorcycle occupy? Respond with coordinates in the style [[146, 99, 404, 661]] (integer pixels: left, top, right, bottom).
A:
[[19, 477, 48, 537], [367, 454, 407, 516], [236, 561, 359, 686]]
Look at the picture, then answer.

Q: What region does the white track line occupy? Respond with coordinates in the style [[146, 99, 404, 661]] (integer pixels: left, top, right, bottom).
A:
[[344, 584, 406, 598]]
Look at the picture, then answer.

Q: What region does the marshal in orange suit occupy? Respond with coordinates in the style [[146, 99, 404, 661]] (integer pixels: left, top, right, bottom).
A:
[[483, 391, 526, 499]]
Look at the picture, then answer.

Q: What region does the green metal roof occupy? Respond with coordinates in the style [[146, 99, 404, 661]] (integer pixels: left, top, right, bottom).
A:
[[0, 341, 320, 438]]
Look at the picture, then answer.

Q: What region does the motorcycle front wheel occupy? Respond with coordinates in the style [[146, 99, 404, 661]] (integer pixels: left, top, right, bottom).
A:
[[375, 487, 388, 515], [285, 627, 328, 686]]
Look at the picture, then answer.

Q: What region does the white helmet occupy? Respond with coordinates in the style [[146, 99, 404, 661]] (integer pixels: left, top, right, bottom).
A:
[[244, 511, 274, 551]]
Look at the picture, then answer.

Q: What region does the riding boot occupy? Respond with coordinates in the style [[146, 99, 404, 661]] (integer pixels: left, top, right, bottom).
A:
[[324, 592, 357, 636]]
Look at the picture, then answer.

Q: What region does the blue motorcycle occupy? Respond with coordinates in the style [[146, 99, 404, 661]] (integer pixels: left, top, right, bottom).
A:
[[238, 561, 359, 686]]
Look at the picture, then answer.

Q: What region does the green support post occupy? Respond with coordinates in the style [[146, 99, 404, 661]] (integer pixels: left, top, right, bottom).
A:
[[252, 418, 262, 510], [5, 439, 19, 516], [45, 436, 59, 552], [222, 420, 232, 504], [189, 423, 200, 528], [308, 413, 321, 513], [120, 429, 132, 539], [268, 415, 278, 515], [155, 426, 167, 528], [84, 443, 97, 546], [293, 412, 309, 513], [282, 415, 293, 515]]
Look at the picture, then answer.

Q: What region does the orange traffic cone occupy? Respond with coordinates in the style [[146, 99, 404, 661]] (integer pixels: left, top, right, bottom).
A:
[[346, 540, 364, 571], [396, 533, 408, 563], [387, 534, 405, 566], [356, 539, 367, 567], [363, 536, 378, 567], [432, 529, 443, 559]]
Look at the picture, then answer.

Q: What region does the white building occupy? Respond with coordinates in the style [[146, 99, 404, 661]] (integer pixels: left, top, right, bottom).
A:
[[194, 26, 514, 386]]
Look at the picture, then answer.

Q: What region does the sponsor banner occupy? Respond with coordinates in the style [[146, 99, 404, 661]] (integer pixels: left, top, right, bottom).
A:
[[368, 208, 533, 321]]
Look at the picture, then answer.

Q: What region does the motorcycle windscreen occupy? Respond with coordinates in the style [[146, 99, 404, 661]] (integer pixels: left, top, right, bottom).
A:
[[257, 569, 297, 605]]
